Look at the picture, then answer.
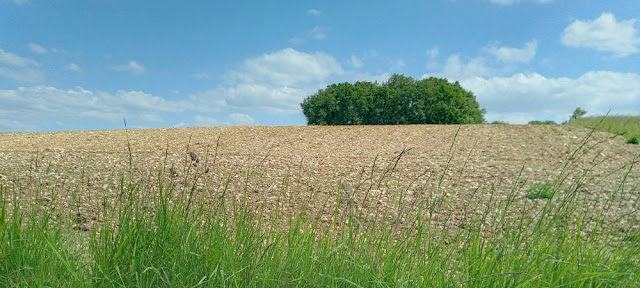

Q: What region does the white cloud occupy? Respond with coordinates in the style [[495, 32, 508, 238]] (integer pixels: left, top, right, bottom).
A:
[[0, 86, 190, 131], [186, 48, 345, 115], [348, 72, 392, 84], [349, 55, 363, 68], [190, 72, 209, 79], [188, 114, 258, 127], [307, 9, 321, 15], [0, 48, 347, 131], [28, 43, 48, 54], [434, 54, 492, 80], [424, 45, 640, 123], [0, 67, 43, 82], [113, 60, 147, 74], [310, 26, 327, 40], [0, 48, 39, 67], [66, 63, 82, 72], [489, 0, 552, 5], [462, 71, 640, 123], [488, 40, 537, 64], [562, 12, 640, 57], [228, 48, 343, 86], [426, 47, 439, 59], [425, 39, 538, 81], [290, 26, 328, 44], [391, 58, 405, 71], [0, 48, 42, 82], [189, 84, 309, 114]]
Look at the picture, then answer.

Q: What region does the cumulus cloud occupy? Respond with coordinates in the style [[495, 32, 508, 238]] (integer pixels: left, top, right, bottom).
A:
[[28, 43, 48, 54], [113, 60, 147, 74], [0, 48, 348, 131], [0, 48, 43, 82], [562, 12, 640, 57], [488, 40, 537, 64], [0, 86, 189, 131], [424, 45, 640, 124], [66, 63, 82, 72], [189, 84, 310, 115], [425, 40, 540, 82], [228, 48, 342, 86], [435, 55, 492, 80], [185, 48, 345, 115], [462, 71, 640, 123]]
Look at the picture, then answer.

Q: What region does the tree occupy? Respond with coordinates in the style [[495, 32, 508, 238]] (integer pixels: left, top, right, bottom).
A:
[[569, 107, 587, 122], [301, 74, 486, 125]]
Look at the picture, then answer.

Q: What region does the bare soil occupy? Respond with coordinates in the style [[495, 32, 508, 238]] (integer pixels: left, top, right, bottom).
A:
[[1, 125, 638, 234]]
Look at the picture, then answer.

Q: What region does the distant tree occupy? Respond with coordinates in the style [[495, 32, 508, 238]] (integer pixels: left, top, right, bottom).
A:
[[301, 74, 486, 125], [569, 107, 587, 122], [528, 120, 557, 125]]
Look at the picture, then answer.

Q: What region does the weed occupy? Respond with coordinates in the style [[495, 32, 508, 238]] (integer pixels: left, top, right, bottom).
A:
[[526, 182, 556, 199]]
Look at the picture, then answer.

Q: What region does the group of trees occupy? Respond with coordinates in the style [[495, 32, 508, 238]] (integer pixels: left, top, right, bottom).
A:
[[301, 74, 486, 125]]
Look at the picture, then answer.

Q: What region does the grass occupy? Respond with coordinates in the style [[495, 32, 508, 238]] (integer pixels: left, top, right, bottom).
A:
[[1, 131, 639, 287], [570, 115, 640, 144]]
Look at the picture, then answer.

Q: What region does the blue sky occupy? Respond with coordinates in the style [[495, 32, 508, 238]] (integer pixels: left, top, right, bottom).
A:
[[1, 0, 639, 131]]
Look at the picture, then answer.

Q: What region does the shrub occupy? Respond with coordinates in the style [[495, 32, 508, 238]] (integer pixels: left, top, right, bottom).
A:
[[526, 182, 556, 199], [627, 137, 639, 144], [569, 107, 587, 122]]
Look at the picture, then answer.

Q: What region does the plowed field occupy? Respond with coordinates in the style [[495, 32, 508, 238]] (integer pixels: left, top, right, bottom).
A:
[[1, 125, 638, 234]]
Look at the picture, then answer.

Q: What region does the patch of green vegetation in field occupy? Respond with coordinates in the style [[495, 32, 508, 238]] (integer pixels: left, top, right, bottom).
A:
[[528, 120, 557, 125], [570, 115, 640, 144], [526, 182, 556, 199]]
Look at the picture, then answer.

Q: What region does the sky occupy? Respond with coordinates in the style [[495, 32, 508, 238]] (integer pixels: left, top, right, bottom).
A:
[[1, 0, 639, 132]]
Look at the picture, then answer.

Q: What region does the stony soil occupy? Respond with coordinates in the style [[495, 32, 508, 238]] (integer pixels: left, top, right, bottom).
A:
[[1, 125, 638, 234]]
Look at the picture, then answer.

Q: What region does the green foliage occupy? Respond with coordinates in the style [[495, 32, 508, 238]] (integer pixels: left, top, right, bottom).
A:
[[301, 74, 486, 125], [569, 107, 587, 122], [526, 182, 556, 199], [570, 115, 640, 145], [490, 120, 509, 124], [528, 120, 557, 125]]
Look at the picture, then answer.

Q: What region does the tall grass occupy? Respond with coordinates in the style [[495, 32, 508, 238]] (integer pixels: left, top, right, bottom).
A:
[[570, 115, 640, 144], [1, 132, 639, 287]]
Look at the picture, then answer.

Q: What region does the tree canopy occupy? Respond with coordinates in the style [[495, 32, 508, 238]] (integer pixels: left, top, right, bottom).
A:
[[301, 74, 486, 125]]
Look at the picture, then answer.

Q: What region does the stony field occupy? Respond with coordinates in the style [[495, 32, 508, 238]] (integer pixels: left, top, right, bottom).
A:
[[0, 125, 638, 235]]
